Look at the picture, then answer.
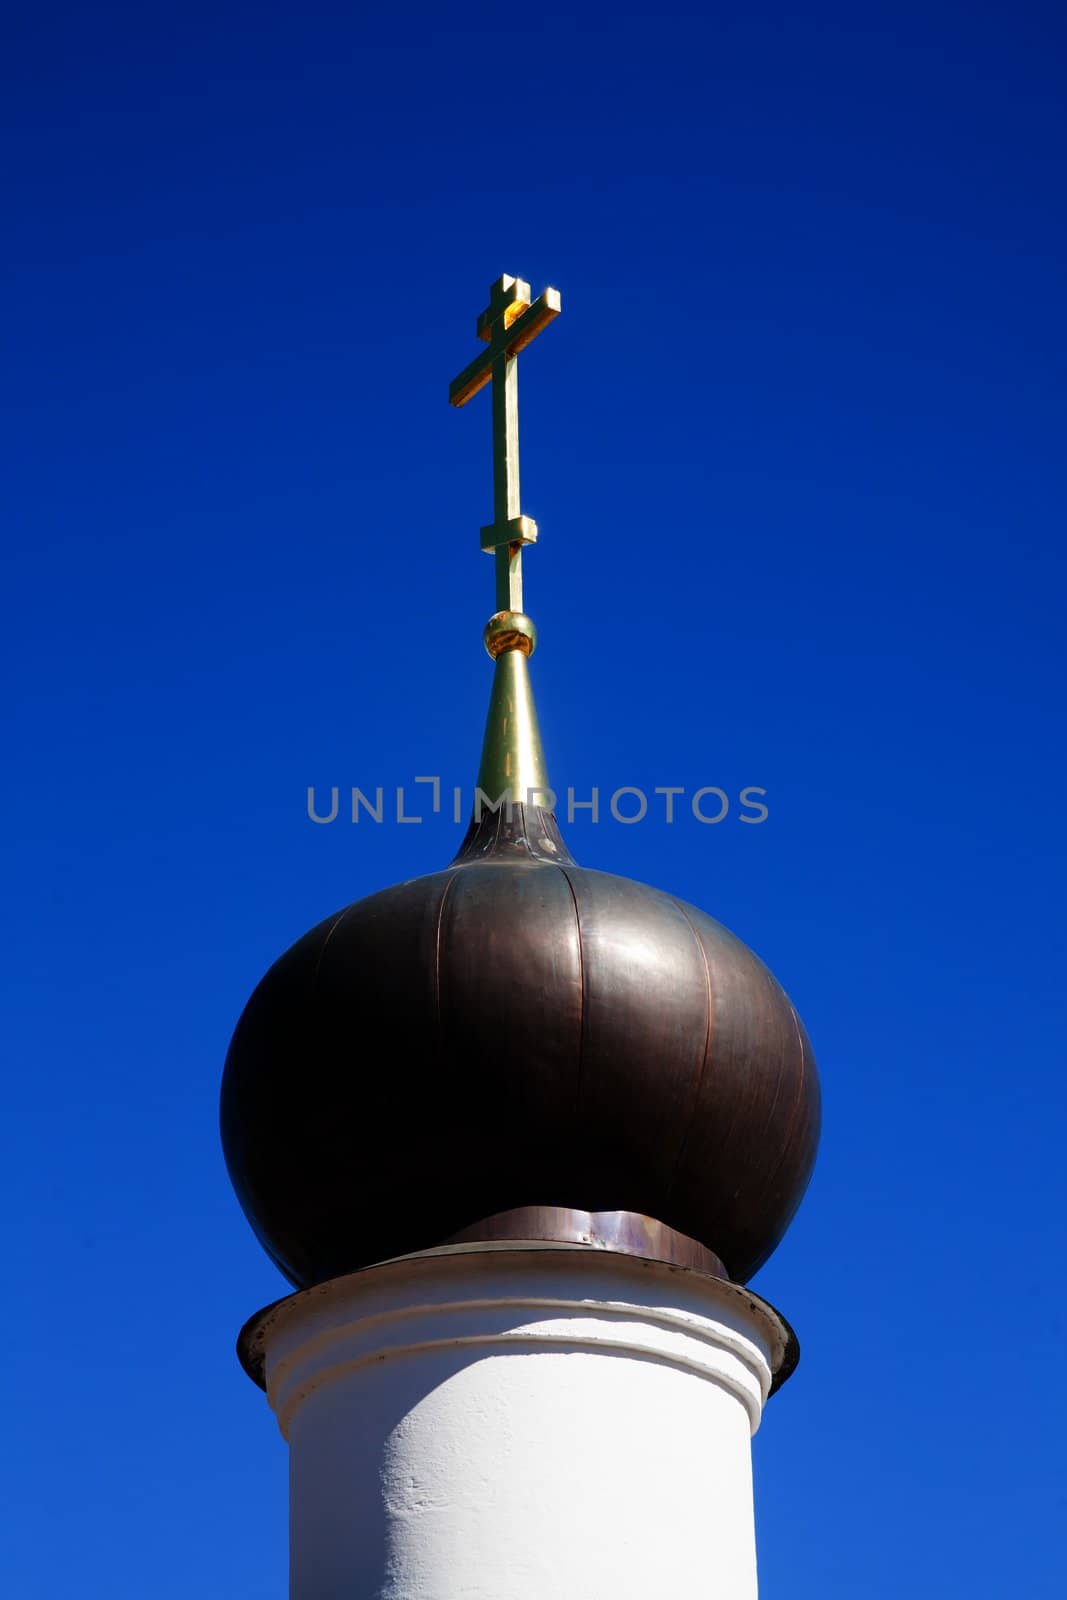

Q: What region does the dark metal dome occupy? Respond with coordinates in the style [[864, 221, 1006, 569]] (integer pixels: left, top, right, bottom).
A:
[[220, 805, 820, 1289]]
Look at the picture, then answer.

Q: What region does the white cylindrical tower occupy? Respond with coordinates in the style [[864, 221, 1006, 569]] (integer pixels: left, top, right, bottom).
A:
[[240, 1243, 795, 1600]]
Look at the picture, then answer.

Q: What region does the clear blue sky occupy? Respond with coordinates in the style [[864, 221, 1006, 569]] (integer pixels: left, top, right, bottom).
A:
[[3, 3, 1065, 1594]]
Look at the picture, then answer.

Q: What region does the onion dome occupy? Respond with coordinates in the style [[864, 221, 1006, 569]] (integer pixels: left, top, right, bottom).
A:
[[221, 619, 820, 1289], [220, 273, 820, 1293]]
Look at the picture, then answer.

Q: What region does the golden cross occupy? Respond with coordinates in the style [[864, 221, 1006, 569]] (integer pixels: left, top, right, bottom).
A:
[[449, 274, 561, 614]]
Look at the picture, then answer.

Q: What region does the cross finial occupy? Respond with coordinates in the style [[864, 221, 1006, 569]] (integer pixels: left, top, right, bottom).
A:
[[449, 273, 561, 613]]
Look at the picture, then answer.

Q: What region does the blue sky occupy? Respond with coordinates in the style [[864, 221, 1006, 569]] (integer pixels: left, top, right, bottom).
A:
[[3, 2, 1065, 1594]]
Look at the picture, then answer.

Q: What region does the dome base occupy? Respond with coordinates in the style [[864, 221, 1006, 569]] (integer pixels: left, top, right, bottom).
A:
[[441, 1206, 727, 1276]]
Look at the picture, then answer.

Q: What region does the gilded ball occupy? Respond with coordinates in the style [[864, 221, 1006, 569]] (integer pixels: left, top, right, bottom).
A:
[[484, 611, 537, 659]]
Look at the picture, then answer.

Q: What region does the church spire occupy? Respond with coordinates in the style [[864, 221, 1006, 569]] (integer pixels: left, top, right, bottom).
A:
[[449, 273, 561, 806], [224, 273, 819, 1600]]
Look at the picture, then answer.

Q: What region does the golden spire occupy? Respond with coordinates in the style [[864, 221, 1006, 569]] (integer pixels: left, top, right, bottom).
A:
[[450, 274, 561, 805]]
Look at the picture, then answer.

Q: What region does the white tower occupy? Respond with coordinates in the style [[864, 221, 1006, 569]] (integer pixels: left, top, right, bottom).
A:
[[238, 1241, 796, 1599]]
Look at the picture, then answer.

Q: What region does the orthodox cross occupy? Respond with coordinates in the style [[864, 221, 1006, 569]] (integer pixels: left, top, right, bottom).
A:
[[449, 274, 561, 614]]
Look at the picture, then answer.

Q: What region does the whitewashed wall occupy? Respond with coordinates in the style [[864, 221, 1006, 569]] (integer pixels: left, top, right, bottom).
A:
[[252, 1244, 791, 1600]]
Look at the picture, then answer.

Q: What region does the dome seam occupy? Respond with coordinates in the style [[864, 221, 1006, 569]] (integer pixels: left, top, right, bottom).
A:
[[556, 865, 587, 1159], [743, 1003, 817, 1276], [661, 896, 716, 1209], [432, 868, 461, 1056], [309, 905, 354, 993]]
